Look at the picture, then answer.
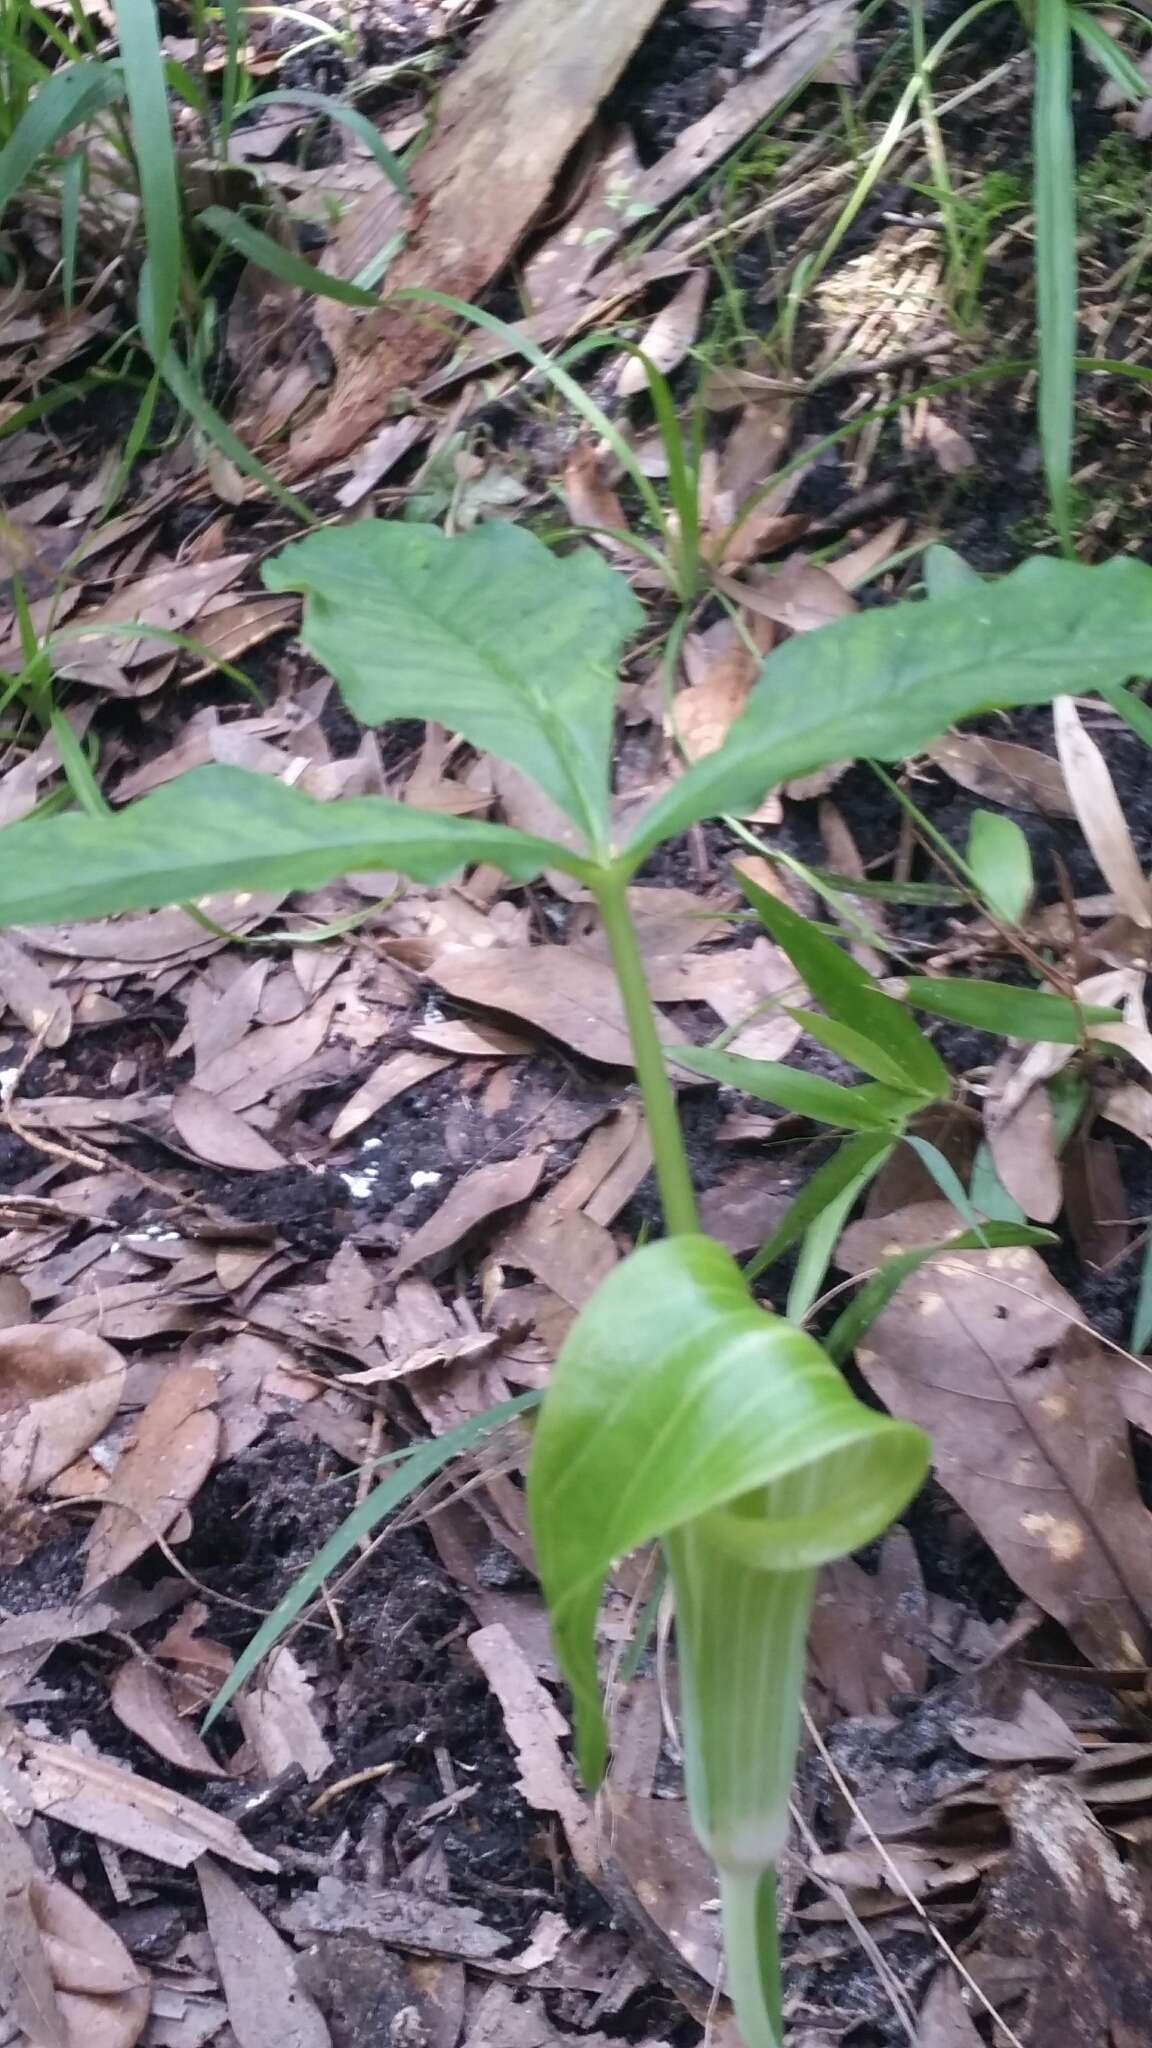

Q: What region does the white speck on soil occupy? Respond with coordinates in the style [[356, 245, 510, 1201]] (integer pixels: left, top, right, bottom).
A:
[[341, 1168, 380, 1200], [410, 1169, 442, 1189]]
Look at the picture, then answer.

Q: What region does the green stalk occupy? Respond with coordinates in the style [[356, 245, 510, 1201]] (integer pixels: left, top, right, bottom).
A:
[[594, 865, 699, 1236], [666, 1520, 815, 2048]]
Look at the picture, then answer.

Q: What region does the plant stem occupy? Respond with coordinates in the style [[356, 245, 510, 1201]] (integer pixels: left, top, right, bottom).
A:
[[718, 1868, 784, 2048], [594, 865, 699, 1236]]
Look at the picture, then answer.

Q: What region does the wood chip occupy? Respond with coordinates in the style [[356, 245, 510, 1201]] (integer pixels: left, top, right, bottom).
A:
[[284, 0, 670, 473], [5, 1731, 277, 1871], [468, 1623, 599, 1882]]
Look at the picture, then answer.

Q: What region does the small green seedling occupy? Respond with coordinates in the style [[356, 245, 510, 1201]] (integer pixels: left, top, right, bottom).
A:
[[1, 524, 1152, 2042]]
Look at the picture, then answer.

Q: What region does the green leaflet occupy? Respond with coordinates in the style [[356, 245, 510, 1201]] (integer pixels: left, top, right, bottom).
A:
[[736, 871, 949, 1099], [527, 1236, 928, 1788], [624, 556, 1152, 860], [902, 976, 1122, 1042], [0, 764, 575, 927], [265, 521, 643, 849], [967, 808, 1034, 923], [673, 1049, 910, 1132]]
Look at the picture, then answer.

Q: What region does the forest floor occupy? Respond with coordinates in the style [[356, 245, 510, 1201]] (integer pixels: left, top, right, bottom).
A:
[[5, 2, 1152, 2044]]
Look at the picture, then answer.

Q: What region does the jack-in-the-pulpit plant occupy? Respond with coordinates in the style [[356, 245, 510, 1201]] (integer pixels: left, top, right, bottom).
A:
[[2, 523, 1152, 2044]]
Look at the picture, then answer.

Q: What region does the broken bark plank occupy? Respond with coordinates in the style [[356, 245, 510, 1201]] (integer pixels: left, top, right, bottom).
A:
[[524, 0, 855, 308], [285, 0, 669, 476]]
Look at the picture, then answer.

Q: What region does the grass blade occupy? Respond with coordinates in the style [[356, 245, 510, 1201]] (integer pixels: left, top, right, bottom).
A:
[[206, 1393, 538, 1726], [1069, 8, 1149, 99], [0, 59, 121, 220], [1033, 0, 1077, 549], [113, 0, 183, 365], [745, 1132, 895, 1282], [199, 204, 384, 306]]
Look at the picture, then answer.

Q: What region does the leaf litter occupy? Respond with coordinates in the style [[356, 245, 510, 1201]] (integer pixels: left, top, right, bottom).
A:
[[9, 7, 1152, 2043]]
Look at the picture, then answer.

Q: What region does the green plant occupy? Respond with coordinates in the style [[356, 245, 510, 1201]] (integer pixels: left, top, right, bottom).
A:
[[3, 527, 1152, 2038]]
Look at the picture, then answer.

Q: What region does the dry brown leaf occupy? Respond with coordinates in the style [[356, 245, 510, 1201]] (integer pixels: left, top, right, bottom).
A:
[[329, 1048, 452, 1144], [468, 1623, 598, 1881], [187, 957, 270, 1072], [170, 1087, 288, 1173], [1063, 1128, 1129, 1273], [52, 557, 249, 690], [427, 944, 702, 1074], [0, 1811, 67, 2048], [951, 1687, 1081, 1765], [151, 1602, 234, 1713], [409, 1018, 529, 1057], [109, 1659, 229, 1779], [698, 1163, 792, 1255], [6, 1730, 277, 1871], [181, 594, 298, 678], [31, 1875, 150, 2048], [23, 893, 285, 971], [1054, 697, 1151, 926], [923, 733, 1075, 815], [0, 1326, 126, 1500], [826, 518, 908, 590], [33, 1881, 143, 1997], [836, 1203, 1152, 1670], [717, 556, 858, 633], [0, 933, 70, 1046], [83, 1367, 220, 1591], [199, 1858, 329, 2048], [282, 1876, 508, 1961], [715, 399, 795, 507], [617, 270, 708, 395], [195, 996, 338, 1112], [235, 1647, 333, 1784], [810, 1527, 928, 1719], [391, 1153, 546, 1280], [497, 1107, 647, 1307], [915, 408, 977, 474], [561, 441, 633, 549]]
